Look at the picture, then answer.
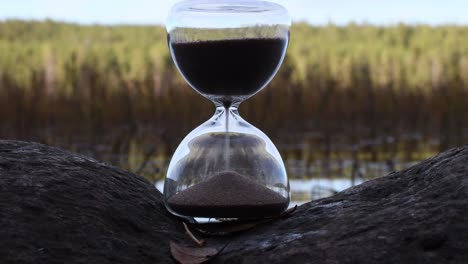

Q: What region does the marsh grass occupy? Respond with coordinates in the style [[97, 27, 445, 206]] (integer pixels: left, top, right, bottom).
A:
[[0, 20, 467, 181]]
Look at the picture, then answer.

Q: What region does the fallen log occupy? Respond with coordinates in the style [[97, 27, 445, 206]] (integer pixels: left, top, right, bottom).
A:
[[0, 140, 466, 263]]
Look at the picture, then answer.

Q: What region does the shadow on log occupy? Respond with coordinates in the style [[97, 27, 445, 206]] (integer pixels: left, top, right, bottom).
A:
[[0, 140, 467, 263]]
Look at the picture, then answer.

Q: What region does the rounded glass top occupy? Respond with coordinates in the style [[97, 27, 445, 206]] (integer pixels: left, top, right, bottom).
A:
[[166, 0, 291, 32]]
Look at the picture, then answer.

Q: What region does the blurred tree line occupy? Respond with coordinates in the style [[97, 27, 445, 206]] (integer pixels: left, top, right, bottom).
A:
[[0, 20, 467, 177]]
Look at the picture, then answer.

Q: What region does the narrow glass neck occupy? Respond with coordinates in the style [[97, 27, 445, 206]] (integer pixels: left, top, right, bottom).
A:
[[215, 106, 239, 116], [213, 96, 245, 110], [213, 106, 242, 131]]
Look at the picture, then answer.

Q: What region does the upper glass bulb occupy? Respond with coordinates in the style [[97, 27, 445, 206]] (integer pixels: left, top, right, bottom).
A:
[[167, 0, 291, 107]]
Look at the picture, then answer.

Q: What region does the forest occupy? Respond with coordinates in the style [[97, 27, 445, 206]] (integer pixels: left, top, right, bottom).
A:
[[0, 20, 467, 180]]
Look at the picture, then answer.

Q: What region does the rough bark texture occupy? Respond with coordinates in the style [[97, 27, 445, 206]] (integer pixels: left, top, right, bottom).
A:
[[0, 140, 184, 264], [0, 140, 467, 263]]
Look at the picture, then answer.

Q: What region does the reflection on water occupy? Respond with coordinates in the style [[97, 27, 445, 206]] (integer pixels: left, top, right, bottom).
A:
[[4, 126, 445, 197], [289, 178, 363, 206]]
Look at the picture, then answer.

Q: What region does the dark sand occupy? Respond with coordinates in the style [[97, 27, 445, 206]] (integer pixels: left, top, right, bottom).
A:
[[167, 171, 288, 218], [169, 38, 288, 98]]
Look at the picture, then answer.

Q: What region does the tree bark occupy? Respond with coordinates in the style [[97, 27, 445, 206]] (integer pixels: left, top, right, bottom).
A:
[[0, 140, 467, 263]]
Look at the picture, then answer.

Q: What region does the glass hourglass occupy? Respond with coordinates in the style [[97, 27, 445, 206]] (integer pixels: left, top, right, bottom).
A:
[[164, 0, 291, 221]]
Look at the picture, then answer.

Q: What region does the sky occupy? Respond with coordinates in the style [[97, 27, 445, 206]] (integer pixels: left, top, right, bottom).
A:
[[0, 0, 467, 26]]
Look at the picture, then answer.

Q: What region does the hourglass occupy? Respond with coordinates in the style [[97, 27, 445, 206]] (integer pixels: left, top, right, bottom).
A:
[[164, 0, 291, 221]]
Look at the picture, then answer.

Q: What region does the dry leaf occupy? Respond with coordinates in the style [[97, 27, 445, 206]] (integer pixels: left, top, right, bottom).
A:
[[170, 241, 219, 264]]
